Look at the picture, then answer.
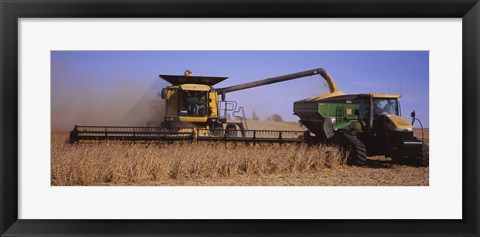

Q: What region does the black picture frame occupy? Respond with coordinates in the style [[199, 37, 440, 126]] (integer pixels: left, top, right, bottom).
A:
[[1, 0, 479, 236]]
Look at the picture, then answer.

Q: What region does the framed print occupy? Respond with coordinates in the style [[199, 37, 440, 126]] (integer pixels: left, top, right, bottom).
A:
[[1, 0, 479, 236]]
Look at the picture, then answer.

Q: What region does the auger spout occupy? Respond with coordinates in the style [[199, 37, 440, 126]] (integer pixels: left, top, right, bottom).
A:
[[216, 68, 339, 94]]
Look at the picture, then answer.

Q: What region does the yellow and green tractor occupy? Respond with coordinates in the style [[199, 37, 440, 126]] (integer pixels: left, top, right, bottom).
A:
[[294, 90, 428, 166]]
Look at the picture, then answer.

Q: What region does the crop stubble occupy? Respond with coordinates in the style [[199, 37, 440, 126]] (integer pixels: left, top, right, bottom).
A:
[[51, 130, 428, 186]]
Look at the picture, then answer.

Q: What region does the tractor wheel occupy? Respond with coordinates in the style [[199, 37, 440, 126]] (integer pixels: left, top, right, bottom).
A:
[[392, 143, 429, 167], [391, 155, 403, 164], [226, 124, 238, 137], [416, 143, 429, 167], [335, 132, 367, 166]]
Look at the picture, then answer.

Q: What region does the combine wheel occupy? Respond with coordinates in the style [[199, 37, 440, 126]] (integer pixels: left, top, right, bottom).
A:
[[226, 124, 238, 137], [210, 124, 225, 136], [335, 132, 367, 166]]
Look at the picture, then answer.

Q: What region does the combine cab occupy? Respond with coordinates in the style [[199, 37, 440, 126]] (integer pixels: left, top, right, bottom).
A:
[[158, 73, 246, 134]]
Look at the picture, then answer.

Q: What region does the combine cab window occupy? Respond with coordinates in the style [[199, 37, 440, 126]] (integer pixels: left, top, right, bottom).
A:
[[179, 91, 208, 117], [373, 98, 399, 116]]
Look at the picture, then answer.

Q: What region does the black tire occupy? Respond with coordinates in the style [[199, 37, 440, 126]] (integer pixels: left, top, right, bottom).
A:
[[392, 143, 429, 167], [225, 124, 238, 137], [391, 154, 403, 164], [417, 143, 429, 167], [335, 132, 367, 166], [210, 123, 224, 136]]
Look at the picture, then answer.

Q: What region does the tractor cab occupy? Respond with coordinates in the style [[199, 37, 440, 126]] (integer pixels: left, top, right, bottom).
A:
[[355, 94, 405, 131], [355, 94, 421, 157], [372, 98, 400, 117]]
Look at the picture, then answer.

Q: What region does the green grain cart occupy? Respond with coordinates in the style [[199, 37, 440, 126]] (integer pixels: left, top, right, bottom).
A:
[[294, 87, 428, 166]]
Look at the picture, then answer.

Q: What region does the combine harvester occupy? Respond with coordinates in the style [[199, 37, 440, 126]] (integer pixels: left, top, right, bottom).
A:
[[70, 68, 428, 166]]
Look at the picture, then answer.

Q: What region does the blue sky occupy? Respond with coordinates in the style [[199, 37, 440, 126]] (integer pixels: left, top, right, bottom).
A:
[[51, 51, 429, 129]]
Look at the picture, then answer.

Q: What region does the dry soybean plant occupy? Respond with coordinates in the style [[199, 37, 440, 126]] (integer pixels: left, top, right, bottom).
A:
[[51, 132, 348, 186]]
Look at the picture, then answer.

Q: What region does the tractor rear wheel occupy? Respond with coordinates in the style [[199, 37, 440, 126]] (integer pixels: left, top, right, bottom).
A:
[[335, 132, 367, 166]]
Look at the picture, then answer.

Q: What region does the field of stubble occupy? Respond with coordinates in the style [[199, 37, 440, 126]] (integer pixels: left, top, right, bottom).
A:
[[51, 122, 428, 186]]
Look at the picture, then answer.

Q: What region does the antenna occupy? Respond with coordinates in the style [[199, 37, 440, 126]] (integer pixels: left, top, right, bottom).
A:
[[398, 75, 403, 97]]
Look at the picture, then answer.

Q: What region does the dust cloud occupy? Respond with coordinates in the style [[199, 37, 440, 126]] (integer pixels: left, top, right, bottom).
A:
[[51, 79, 166, 131]]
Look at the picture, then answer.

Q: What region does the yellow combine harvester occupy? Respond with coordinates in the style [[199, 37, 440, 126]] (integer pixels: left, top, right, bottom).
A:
[[71, 68, 334, 143], [157, 70, 245, 135]]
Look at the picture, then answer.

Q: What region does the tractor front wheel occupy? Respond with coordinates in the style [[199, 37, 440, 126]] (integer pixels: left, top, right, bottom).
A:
[[391, 143, 429, 167], [415, 143, 429, 167]]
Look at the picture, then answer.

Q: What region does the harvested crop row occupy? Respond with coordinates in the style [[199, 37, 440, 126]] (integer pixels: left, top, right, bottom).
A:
[[51, 132, 347, 186]]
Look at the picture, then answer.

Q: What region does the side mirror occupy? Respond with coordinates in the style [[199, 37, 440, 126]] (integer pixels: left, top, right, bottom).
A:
[[160, 88, 166, 99], [410, 110, 416, 125]]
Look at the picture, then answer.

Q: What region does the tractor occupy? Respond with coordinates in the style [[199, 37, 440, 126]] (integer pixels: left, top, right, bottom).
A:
[[294, 89, 428, 166]]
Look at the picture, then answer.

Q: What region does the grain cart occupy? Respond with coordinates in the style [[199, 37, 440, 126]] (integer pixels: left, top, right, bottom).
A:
[[294, 90, 428, 166]]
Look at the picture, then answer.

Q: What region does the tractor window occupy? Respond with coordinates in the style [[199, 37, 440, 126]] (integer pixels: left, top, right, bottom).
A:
[[359, 99, 369, 120], [373, 98, 399, 116], [179, 91, 208, 116]]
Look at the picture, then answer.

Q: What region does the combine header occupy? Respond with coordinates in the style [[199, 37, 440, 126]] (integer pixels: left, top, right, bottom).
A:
[[70, 126, 305, 143], [70, 67, 428, 166]]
